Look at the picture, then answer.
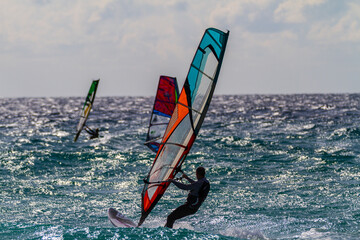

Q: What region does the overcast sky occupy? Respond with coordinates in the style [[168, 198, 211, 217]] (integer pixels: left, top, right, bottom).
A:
[[1, 0, 360, 97]]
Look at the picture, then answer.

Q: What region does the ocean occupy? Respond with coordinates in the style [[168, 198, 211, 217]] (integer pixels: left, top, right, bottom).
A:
[[0, 94, 359, 240]]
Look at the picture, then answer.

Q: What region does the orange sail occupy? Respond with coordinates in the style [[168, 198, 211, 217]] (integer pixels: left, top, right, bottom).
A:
[[139, 28, 229, 226]]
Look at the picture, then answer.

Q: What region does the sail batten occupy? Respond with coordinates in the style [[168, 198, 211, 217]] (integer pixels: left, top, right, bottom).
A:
[[139, 28, 229, 226], [190, 63, 215, 81], [177, 101, 202, 114]]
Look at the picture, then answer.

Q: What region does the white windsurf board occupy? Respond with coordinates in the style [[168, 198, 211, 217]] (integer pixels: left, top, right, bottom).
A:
[[108, 208, 137, 228]]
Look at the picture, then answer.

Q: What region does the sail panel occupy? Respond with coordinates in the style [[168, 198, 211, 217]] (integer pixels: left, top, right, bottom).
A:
[[146, 143, 185, 201], [200, 31, 223, 59], [161, 94, 189, 145], [153, 76, 179, 117]]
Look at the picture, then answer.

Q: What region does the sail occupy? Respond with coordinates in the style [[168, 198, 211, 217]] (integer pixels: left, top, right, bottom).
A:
[[139, 28, 229, 225], [145, 76, 179, 153], [74, 79, 100, 142]]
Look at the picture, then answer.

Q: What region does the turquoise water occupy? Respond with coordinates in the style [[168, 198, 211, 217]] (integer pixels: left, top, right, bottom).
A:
[[1, 94, 359, 239]]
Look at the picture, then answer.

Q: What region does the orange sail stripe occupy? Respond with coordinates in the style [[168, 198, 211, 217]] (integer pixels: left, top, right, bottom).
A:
[[161, 90, 189, 144]]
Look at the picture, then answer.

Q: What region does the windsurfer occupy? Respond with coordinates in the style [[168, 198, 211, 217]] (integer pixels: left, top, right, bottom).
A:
[[84, 126, 99, 139], [165, 166, 210, 228]]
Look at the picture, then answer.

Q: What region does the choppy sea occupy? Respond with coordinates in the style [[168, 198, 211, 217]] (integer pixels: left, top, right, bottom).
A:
[[1, 94, 360, 240]]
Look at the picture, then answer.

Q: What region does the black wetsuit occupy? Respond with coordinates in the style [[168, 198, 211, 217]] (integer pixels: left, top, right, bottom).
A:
[[165, 177, 210, 228], [85, 126, 99, 139]]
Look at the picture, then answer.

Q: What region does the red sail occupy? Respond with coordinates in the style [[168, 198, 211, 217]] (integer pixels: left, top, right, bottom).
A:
[[145, 76, 179, 153]]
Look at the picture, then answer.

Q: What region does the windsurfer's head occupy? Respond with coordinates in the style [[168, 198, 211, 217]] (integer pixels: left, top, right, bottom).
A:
[[196, 166, 205, 179]]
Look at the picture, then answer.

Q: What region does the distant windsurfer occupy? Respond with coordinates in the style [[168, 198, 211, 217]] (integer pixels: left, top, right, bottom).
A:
[[84, 126, 99, 139], [165, 166, 210, 228]]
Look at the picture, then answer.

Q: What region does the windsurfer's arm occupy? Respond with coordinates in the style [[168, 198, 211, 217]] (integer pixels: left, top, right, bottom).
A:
[[169, 179, 196, 191], [182, 173, 195, 183], [85, 127, 91, 134], [85, 126, 95, 134]]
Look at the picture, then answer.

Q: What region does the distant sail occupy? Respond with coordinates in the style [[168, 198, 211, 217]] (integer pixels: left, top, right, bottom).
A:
[[74, 79, 100, 142], [139, 28, 229, 226], [145, 76, 179, 153]]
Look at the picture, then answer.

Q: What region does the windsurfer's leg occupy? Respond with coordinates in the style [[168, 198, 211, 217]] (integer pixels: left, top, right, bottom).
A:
[[165, 204, 197, 228]]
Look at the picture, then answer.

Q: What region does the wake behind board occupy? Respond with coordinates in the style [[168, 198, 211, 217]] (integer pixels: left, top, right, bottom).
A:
[[108, 208, 137, 228]]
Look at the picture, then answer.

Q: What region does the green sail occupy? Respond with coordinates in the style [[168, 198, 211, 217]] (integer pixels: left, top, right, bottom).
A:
[[74, 79, 100, 142]]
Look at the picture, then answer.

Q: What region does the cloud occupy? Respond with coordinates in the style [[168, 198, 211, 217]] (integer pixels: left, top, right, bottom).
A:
[[0, 1, 197, 54], [0, 0, 359, 97], [307, 2, 360, 43], [274, 0, 325, 23], [0, 1, 117, 48], [209, 0, 274, 26]]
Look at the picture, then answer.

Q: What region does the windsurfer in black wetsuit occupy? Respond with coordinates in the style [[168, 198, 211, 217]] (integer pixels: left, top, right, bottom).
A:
[[84, 126, 99, 139], [165, 166, 210, 228]]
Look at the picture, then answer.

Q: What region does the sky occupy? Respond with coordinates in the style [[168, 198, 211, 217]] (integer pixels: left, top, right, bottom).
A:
[[1, 0, 360, 97]]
